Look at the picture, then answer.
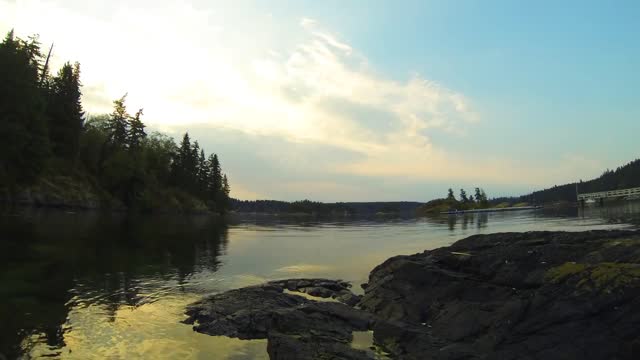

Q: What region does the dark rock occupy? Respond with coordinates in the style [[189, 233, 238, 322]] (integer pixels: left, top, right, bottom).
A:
[[184, 279, 375, 359], [267, 332, 374, 360], [359, 230, 640, 360], [185, 231, 640, 360]]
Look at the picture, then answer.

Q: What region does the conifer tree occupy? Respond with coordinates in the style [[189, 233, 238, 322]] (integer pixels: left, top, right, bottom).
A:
[[474, 187, 482, 202], [210, 154, 221, 195], [221, 174, 231, 212], [197, 148, 207, 195], [0, 30, 49, 184], [47, 62, 84, 161], [107, 95, 130, 146], [128, 108, 146, 150], [460, 189, 468, 203], [446, 188, 455, 201]]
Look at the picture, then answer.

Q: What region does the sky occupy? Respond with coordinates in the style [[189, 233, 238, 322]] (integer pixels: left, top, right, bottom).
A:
[[1, 0, 639, 201]]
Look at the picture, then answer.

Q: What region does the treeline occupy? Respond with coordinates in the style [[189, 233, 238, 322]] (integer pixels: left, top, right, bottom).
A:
[[445, 188, 489, 208], [0, 31, 230, 212], [231, 199, 355, 215], [417, 187, 492, 214], [521, 158, 640, 204], [230, 199, 423, 215]]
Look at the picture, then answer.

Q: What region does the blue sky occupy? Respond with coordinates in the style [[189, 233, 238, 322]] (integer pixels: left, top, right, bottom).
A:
[[1, 0, 638, 201]]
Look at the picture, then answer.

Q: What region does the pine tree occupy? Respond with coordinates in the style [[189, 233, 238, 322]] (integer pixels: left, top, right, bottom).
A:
[[480, 189, 488, 206], [474, 187, 481, 202], [223, 174, 230, 196], [0, 30, 49, 184], [171, 132, 194, 188], [197, 148, 207, 195], [128, 108, 146, 150], [220, 174, 231, 213], [210, 154, 221, 195], [48, 61, 84, 160], [107, 95, 130, 146], [459, 189, 468, 203], [446, 188, 455, 201]]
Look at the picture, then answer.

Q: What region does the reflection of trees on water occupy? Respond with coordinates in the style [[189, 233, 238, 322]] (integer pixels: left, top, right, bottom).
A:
[[0, 210, 229, 359], [577, 200, 640, 226], [443, 213, 489, 231]]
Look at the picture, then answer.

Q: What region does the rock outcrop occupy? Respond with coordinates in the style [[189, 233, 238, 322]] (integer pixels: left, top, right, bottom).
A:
[[185, 230, 640, 359], [360, 230, 640, 359], [184, 279, 376, 359]]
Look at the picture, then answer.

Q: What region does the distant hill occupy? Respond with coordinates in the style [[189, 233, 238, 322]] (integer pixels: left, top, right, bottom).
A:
[[521, 158, 640, 204], [230, 199, 423, 215], [232, 158, 640, 212]]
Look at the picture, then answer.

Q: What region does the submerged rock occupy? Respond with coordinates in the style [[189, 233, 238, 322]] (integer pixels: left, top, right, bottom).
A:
[[185, 231, 640, 359]]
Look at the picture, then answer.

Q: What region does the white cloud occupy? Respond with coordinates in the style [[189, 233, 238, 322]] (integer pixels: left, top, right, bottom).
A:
[[8, 0, 563, 200]]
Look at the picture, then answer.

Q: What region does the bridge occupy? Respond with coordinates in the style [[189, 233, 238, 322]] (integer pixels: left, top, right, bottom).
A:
[[577, 186, 640, 203]]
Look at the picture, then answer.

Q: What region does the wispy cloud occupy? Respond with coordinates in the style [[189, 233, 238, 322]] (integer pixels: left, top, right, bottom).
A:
[[8, 0, 577, 200]]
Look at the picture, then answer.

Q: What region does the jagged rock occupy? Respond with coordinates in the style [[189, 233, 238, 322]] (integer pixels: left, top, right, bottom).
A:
[[360, 230, 640, 360], [184, 279, 375, 359]]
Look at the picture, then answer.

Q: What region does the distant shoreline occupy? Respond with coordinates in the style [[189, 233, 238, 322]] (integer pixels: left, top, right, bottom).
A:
[[440, 205, 543, 215]]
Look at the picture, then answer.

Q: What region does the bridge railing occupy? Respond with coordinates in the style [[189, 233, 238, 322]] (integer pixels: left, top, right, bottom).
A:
[[577, 186, 640, 201]]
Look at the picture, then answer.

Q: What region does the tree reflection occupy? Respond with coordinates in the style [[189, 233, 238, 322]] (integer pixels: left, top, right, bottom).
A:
[[0, 210, 228, 359]]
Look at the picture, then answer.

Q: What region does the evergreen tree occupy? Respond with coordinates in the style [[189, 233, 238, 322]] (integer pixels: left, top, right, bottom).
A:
[[197, 148, 207, 195], [48, 61, 84, 161], [474, 188, 481, 202], [210, 154, 221, 196], [480, 189, 488, 206], [0, 30, 49, 184], [128, 108, 146, 150], [221, 174, 231, 213], [223, 174, 230, 196], [191, 141, 200, 191], [0, 29, 234, 213], [446, 188, 455, 201], [459, 189, 469, 203], [172, 132, 193, 187], [106, 95, 130, 146]]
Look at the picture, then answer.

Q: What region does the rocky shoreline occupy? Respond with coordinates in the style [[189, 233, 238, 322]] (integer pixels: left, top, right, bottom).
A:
[[184, 230, 640, 359]]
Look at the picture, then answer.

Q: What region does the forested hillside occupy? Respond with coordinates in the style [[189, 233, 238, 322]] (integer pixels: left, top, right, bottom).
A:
[[0, 31, 231, 212], [521, 158, 640, 203]]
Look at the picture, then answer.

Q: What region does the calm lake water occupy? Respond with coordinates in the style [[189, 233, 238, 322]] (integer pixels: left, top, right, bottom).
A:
[[1, 202, 639, 359]]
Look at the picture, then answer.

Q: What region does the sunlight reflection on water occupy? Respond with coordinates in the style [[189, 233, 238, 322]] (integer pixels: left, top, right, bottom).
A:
[[2, 202, 638, 359]]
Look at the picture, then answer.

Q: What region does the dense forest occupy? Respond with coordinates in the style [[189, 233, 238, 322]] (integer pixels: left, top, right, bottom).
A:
[[521, 158, 640, 204], [0, 31, 231, 213]]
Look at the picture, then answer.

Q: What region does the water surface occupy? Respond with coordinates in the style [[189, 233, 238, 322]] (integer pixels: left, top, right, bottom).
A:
[[1, 202, 639, 359]]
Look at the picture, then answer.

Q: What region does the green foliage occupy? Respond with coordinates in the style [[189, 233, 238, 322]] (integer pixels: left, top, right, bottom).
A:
[[522, 158, 640, 203], [459, 189, 468, 203], [418, 187, 492, 214], [47, 62, 84, 161], [0, 31, 49, 185], [0, 30, 232, 213], [446, 188, 455, 201], [106, 95, 130, 147]]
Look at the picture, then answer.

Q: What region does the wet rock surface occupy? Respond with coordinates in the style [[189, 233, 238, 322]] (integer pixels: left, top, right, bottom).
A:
[[360, 230, 640, 360], [184, 279, 375, 359], [185, 231, 640, 359]]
